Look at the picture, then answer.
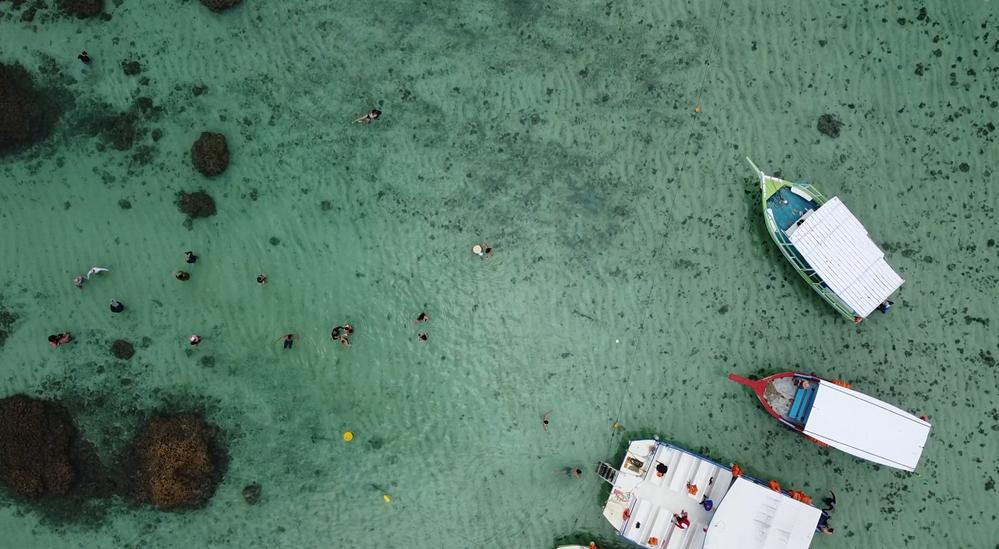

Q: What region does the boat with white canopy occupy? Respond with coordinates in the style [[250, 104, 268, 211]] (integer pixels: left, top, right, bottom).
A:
[[730, 372, 931, 472], [596, 438, 822, 549], [748, 157, 904, 322]]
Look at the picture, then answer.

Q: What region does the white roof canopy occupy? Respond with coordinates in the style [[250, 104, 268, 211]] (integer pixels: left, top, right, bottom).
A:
[[703, 477, 820, 549], [804, 382, 931, 472], [787, 197, 903, 317]]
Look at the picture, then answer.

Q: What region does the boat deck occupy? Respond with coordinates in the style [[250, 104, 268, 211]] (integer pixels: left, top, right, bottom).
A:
[[604, 441, 731, 549], [767, 186, 816, 233]]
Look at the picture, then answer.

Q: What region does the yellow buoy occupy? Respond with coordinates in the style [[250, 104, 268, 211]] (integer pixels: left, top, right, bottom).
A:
[[694, 107, 700, 113], [383, 494, 390, 502], [613, 423, 619, 429], [343, 431, 353, 441]]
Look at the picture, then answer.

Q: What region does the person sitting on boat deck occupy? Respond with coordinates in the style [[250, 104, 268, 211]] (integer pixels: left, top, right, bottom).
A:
[[822, 490, 836, 512], [877, 300, 893, 314], [816, 511, 834, 534], [700, 495, 713, 511], [655, 462, 668, 477], [792, 377, 811, 389], [672, 510, 689, 529]]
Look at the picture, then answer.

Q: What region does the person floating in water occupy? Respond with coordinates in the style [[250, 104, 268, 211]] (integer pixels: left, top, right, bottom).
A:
[[78, 51, 91, 65], [110, 299, 125, 313], [185, 251, 198, 264], [87, 267, 109, 279], [189, 334, 201, 346], [277, 333, 299, 349], [257, 273, 267, 286], [471, 243, 493, 259], [414, 312, 431, 325], [542, 409, 553, 433], [352, 109, 381, 123], [877, 300, 893, 314], [173, 270, 190, 281], [554, 467, 583, 482], [822, 489, 836, 512], [74, 276, 85, 290], [816, 511, 834, 534], [48, 333, 72, 347], [417, 331, 428, 343]]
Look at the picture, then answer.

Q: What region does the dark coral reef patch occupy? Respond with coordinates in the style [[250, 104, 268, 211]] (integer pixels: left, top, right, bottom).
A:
[[0, 395, 77, 498], [131, 414, 226, 510], [191, 131, 229, 176]]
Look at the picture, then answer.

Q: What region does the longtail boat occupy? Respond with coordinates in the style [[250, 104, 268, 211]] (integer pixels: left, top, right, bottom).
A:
[[730, 372, 931, 472], [748, 157, 903, 322]]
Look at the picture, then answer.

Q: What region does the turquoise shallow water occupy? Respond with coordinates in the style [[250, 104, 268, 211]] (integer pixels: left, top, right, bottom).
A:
[[1, 0, 997, 548]]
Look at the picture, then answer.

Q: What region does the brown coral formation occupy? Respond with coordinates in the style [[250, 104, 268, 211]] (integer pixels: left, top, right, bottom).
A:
[[0, 62, 62, 156], [191, 132, 229, 176], [132, 414, 221, 510], [0, 395, 77, 497], [198, 0, 243, 13], [60, 0, 103, 18], [178, 191, 217, 218], [111, 340, 135, 360]]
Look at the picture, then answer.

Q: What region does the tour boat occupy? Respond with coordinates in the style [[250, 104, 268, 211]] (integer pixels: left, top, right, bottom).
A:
[[730, 372, 931, 472], [747, 157, 904, 322], [596, 438, 822, 549]]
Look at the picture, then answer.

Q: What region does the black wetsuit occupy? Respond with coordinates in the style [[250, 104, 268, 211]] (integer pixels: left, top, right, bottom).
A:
[[332, 327, 342, 339], [185, 252, 198, 264], [110, 301, 125, 313]]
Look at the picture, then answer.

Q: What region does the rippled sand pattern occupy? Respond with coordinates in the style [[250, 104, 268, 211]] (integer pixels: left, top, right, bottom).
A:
[[0, 0, 997, 547]]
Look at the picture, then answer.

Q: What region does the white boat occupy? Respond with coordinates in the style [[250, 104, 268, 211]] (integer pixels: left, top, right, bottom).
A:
[[597, 439, 822, 549], [731, 372, 932, 472]]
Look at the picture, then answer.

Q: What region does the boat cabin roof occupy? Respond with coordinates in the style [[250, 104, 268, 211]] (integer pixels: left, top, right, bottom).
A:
[[703, 477, 821, 549], [803, 381, 931, 472], [786, 197, 903, 318]]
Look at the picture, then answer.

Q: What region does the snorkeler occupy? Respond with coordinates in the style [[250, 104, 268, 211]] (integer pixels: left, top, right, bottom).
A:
[[257, 273, 267, 286], [277, 334, 299, 349], [471, 243, 493, 259], [414, 312, 431, 325], [331, 326, 343, 340], [352, 109, 381, 123], [74, 276, 84, 289], [173, 270, 191, 281], [189, 334, 201, 346], [185, 251, 198, 264], [553, 467, 583, 482], [86, 267, 109, 279], [48, 333, 72, 347], [110, 299, 125, 313], [542, 410, 553, 433], [822, 490, 836, 512], [417, 331, 428, 343], [78, 51, 91, 65]]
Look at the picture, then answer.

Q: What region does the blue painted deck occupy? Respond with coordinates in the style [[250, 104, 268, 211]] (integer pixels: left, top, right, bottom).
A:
[[788, 382, 819, 424], [767, 186, 817, 234]]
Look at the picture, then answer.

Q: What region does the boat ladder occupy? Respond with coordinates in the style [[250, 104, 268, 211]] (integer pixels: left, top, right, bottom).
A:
[[595, 461, 619, 485]]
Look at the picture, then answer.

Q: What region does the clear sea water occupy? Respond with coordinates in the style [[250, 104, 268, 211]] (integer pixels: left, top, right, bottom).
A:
[[1, 0, 997, 548]]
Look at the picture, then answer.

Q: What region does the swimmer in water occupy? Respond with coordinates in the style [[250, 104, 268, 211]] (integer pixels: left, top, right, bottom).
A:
[[542, 409, 553, 433], [87, 267, 109, 279], [331, 326, 343, 340], [185, 251, 198, 264], [78, 51, 91, 65], [189, 334, 201, 346], [49, 333, 72, 347], [553, 468, 583, 482], [110, 299, 125, 313], [417, 331, 428, 343], [277, 333, 299, 349], [352, 109, 381, 123], [344, 324, 354, 336], [173, 270, 191, 281], [257, 273, 267, 286], [414, 312, 431, 325], [471, 243, 493, 259], [74, 276, 85, 289], [822, 490, 836, 512], [339, 336, 351, 347]]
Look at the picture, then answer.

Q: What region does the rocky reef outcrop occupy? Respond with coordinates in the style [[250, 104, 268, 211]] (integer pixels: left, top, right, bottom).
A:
[[0, 62, 62, 156], [0, 395, 77, 497], [178, 191, 217, 218], [131, 414, 223, 510], [191, 132, 229, 176], [60, 0, 103, 18], [817, 114, 842, 138], [111, 340, 135, 360], [198, 0, 243, 13]]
